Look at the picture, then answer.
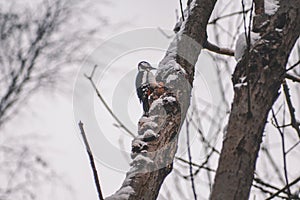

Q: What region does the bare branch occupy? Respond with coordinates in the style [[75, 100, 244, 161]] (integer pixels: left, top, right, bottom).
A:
[[208, 9, 251, 25], [266, 176, 300, 200], [157, 27, 173, 39], [286, 73, 300, 83], [175, 156, 216, 173], [286, 140, 300, 154], [286, 59, 300, 72], [189, 114, 220, 154], [179, 0, 185, 21], [84, 65, 135, 138], [271, 109, 292, 197], [203, 40, 234, 56], [185, 116, 197, 200], [78, 121, 104, 200], [282, 80, 300, 138], [253, 177, 282, 193], [241, 0, 254, 118], [261, 146, 286, 184]]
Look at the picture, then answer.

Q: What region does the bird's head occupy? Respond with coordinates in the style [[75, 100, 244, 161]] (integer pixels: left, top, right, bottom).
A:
[[138, 61, 156, 71]]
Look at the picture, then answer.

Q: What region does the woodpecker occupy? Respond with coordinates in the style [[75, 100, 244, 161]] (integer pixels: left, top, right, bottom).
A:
[[135, 61, 157, 116]]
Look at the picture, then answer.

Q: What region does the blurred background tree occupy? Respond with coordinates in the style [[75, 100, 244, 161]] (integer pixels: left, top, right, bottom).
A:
[[0, 0, 106, 199]]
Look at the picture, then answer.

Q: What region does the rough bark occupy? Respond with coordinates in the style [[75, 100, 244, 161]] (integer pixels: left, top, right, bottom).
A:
[[105, 0, 217, 199], [210, 1, 300, 200]]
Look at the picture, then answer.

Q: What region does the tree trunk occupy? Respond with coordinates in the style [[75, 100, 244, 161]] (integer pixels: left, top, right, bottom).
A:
[[210, 1, 300, 199], [105, 0, 217, 199]]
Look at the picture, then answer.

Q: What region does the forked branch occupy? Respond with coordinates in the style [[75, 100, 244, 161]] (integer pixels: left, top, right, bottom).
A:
[[84, 65, 135, 138]]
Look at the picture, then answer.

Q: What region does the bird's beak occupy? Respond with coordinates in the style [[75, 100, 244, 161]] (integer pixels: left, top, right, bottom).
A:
[[149, 66, 156, 70]]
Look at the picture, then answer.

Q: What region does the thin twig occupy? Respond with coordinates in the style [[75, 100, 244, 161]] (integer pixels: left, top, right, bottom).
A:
[[84, 65, 135, 138], [286, 73, 300, 83], [175, 156, 216, 173], [175, 9, 179, 21], [178, 124, 217, 178], [193, 149, 216, 176], [179, 0, 185, 21], [78, 121, 104, 200], [248, 0, 255, 118], [286, 140, 300, 154], [254, 177, 282, 192], [252, 184, 274, 196], [208, 8, 251, 24], [241, 0, 250, 48], [277, 123, 292, 128], [247, 0, 254, 49], [271, 109, 292, 198], [283, 80, 300, 138], [261, 146, 285, 184], [186, 116, 197, 200], [188, 113, 220, 154], [241, 0, 253, 118], [286, 60, 300, 72], [252, 184, 289, 199], [266, 176, 300, 200], [203, 40, 235, 56], [157, 27, 173, 39]]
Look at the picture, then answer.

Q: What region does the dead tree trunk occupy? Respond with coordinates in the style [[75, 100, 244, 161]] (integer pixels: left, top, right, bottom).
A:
[[210, 1, 300, 199], [105, 0, 217, 199]]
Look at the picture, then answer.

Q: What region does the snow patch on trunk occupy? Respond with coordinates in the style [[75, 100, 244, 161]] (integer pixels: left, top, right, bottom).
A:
[[235, 32, 260, 61], [234, 82, 248, 88], [163, 96, 176, 103], [106, 186, 135, 200], [265, 0, 279, 15], [131, 154, 154, 165], [166, 74, 178, 84]]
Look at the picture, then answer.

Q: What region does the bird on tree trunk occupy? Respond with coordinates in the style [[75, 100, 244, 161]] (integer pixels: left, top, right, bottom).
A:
[[135, 61, 157, 116]]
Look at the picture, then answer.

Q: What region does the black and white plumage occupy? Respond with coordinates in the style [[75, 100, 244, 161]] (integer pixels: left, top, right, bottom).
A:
[[135, 61, 157, 116]]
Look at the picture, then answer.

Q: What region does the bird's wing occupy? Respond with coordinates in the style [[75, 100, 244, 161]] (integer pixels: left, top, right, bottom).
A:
[[136, 88, 143, 103], [135, 72, 143, 89]]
